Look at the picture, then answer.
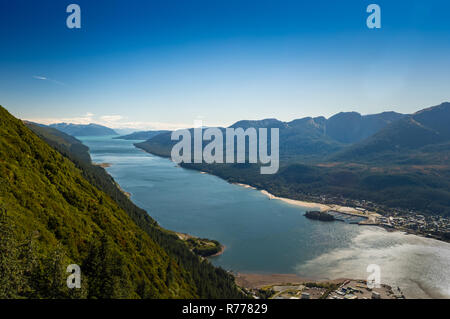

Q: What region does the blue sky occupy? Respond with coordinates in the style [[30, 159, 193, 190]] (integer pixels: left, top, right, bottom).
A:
[[1, 0, 449, 129]]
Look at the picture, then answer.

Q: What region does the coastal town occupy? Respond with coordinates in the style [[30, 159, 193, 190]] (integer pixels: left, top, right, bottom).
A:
[[235, 274, 405, 300]]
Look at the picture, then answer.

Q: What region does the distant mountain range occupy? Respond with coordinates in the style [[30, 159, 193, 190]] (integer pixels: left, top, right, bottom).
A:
[[232, 110, 406, 144], [135, 109, 409, 160], [49, 123, 118, 136], [114, 130, 170, 140]]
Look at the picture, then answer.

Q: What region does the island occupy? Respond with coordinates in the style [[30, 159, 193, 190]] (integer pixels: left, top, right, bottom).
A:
[[176, 232, 225, 257], [304, 211, 335, 222]]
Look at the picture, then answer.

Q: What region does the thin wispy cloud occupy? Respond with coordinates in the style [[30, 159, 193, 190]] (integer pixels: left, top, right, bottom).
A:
[[100, 115, 124, 123], [32, 75, 66, 86], [33, 75, 48, 80]]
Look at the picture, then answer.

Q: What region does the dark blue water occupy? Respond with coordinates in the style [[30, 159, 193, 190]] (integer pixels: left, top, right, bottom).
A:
[[79, 136, 450, 298]]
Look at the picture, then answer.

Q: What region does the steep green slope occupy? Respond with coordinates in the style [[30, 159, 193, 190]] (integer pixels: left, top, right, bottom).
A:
[[0, 106, 197, 298], [24, 121, 245, 299], [24, 122, 91, 163]]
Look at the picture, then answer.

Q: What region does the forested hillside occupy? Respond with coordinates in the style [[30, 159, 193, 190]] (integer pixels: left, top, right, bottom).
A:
[[24, 121, 244, 299], [0, 106, 244, 299], [332, 102, 450, 163]]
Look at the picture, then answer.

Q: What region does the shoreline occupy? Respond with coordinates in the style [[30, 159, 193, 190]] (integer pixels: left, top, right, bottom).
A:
[[232, 182, 333, 213], [209, 244, 226, 257], [232, 182, 257, 190], [257, 187, 381, 223], [218, 181, 381, 222], [259, 189, 332, 212], [93, 162, 112, 168]]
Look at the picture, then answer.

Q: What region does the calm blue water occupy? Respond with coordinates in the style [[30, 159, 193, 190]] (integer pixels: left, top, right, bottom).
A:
[[79, 136, 450, 299]]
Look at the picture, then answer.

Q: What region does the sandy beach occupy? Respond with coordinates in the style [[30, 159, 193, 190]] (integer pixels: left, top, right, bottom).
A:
[[258, 189, 381, 221], [233, 183, 333, 212], [233, 183, 257, 190], [260, 190, 332, 212]]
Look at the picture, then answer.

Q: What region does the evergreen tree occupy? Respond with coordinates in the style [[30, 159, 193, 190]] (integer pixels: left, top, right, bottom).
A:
[[0, 207, 26, 298], [83, 235, 133, 298]]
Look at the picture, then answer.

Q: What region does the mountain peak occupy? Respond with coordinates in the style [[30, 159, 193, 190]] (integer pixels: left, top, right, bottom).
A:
[[414, 101, 450, 115]]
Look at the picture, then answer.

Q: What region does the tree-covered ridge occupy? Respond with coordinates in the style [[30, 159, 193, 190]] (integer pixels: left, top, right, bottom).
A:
[[23, 122, 91, 163], [24, 120, 245, 299], [0, 106, 197, 298]]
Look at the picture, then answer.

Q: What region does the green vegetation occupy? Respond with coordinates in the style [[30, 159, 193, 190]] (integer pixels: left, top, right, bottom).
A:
[[304, 211, 335, 222], [170, 232, 223, 257], [0, 106, 245, 298], [186, 237, 222, 257]]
